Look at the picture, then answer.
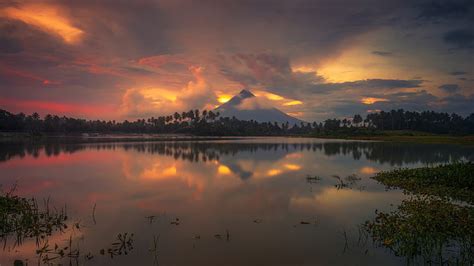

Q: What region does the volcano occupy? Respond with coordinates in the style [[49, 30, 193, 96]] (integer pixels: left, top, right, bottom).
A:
[[215, 89, 303, 124]]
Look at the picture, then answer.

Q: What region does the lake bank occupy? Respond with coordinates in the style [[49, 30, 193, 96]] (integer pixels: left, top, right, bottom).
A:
[[310, 132, 474, 145], [1, 131, 474, 146], [0, 132, 246, 144]]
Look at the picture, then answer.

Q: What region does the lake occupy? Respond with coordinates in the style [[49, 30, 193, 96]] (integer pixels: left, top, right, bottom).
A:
[[0, 137, 473, 265]]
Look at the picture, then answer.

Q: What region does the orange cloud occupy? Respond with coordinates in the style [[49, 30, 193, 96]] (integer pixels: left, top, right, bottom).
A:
[[284, 164, 301, 170], [120, 66, 217, 117], [217, 94, 233, 103], [361, 97, 389, 105], [1, 4, 84, 44], [255, 91, 285, 101], [283, 100, 303, 106]]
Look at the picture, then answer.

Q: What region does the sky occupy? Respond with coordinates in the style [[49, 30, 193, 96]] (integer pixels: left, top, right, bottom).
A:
[[0, 0, 473, 121]]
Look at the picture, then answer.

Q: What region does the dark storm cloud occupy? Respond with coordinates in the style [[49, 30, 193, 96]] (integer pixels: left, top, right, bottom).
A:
[[443, 28, 474, 49], [372, 51, 394, 57], [0, 0, 472, 120], [438, 93, 474, 115], [218, 53, 423, 97], [0, 35, 22, 54], [450, 71, 468, 76], [355, 91, 437, 114], [417, 0, 474, 20], [328, 90, 438, 118], [323, 79, 422, 90], [218, 53, 324, 97], [330, 90, 474, 119], [439, 84, 460, 93]]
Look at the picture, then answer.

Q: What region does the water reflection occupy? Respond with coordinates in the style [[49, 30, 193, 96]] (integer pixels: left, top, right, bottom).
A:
[[0, 138, 472, 265], [1, 139, 473, 166]]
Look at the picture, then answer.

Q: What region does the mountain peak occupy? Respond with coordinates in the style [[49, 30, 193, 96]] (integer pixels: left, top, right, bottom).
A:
[[215, 89, 303, 125], [238, 89, 255, 98]]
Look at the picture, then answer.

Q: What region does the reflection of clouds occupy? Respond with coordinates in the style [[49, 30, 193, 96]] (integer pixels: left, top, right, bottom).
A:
[[2, 140, 473, 167], [217, 165, 232, 175], [267, 169, 283, 176], [121, 152, 207, 198], [284, 163, 301, 170], [285, 152, 303, 159], [359, 166, 379, 175], [2, 139, 470, 264], [289, 187, 403, 218], [219, 151, 304, 180]]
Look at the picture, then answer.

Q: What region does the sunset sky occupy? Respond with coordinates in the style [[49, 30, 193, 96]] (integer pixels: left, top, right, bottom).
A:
[[0, 0, 473, 121]]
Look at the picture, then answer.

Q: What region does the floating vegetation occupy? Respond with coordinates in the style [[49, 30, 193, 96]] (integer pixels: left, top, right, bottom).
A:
[[36, 235, 82, 265], [100, 232, 134, 258], [364, 197, 474, 265], [372, 162, 474, 203], [0, 188, 68, 248], [146, 215, 156, 224], [332, 174, 362, 190], [305, 175, 321, 184], [92, 203, 97, 225], [149, 234, 160, 265]]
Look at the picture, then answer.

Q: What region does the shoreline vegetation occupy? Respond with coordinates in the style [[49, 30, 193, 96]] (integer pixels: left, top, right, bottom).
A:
[[365, 162, 474, 264], [372, 161, 474, 203], [1, 108, 474, 145]]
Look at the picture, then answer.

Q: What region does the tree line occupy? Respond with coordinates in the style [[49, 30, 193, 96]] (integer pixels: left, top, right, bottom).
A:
[[1, 108, 473, 136]]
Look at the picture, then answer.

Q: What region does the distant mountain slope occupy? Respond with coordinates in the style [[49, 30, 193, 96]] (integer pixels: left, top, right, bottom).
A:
[[215, 89, 303, 124]]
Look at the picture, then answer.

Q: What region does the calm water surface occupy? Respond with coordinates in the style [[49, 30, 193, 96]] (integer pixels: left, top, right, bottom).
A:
[[0, 137, 473, 265]]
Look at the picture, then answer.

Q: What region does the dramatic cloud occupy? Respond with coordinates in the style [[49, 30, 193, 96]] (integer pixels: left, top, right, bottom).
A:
[[439, 84, 460, 94], [417, 0, 474, 20], [1, 3, 84, 44], [0, 0, 472, 120], [120, 66, 217, 118], [443, 29, 474, 49], [371, 51, 394, 57], [449, 71, 468, 76]]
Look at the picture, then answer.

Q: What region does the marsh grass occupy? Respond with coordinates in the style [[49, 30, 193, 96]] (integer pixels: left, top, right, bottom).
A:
[[0, 188, 67, 248], [364, 197, 474, 265], [372, 162, 474, 203], [366, 162, 474, 264]]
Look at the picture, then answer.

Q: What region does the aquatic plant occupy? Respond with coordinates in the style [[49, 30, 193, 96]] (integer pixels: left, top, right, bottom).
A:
[[0, 188, 68, 247], [100, 232, 134, 258], [372, 162, 474, 203], [332, 174, 362, 190], [305, 175, 321, 184], [364, 197, 474, 265]]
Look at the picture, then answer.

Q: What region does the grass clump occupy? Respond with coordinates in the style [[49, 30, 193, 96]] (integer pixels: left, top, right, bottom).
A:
[[373, 162, 474, 203], [364, 197, 474, 265], [0, 188, 68, 247]]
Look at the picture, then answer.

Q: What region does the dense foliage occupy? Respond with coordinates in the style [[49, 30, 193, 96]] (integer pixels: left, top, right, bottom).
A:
[[373, 162, 474, 203], [1, 108, 474, 135]]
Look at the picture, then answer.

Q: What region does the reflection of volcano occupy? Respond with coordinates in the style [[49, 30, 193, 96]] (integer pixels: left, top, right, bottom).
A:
[[215, 89, 303, 124], [225, 162, 254, 180]]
